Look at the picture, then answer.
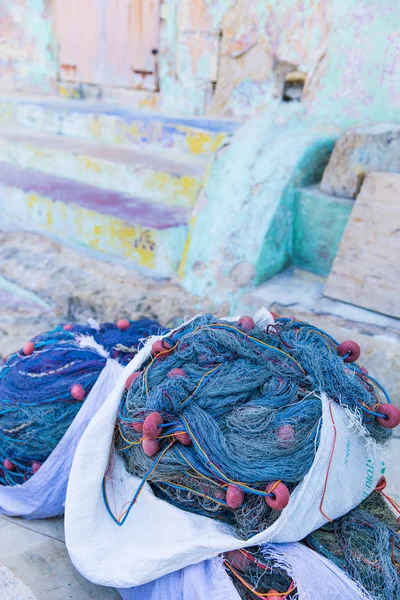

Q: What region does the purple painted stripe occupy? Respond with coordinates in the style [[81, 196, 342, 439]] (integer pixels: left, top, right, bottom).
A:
[[0, 162, 189, 230]]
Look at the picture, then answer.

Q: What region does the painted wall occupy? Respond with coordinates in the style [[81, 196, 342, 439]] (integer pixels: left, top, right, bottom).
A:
[[1, 0, 400, 303], [2, 0, 400, 122], [0, 0, 57, 94]]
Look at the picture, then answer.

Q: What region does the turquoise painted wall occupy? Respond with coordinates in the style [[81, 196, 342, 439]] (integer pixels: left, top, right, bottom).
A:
[[293, 186, 354, 276], [0, 0, 57, 94], [179, 112, 340, 300], [179, 0, 400, 299]]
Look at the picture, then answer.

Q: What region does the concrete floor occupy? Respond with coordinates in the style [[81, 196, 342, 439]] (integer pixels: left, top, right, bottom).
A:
[[0, 515, 119, 600]]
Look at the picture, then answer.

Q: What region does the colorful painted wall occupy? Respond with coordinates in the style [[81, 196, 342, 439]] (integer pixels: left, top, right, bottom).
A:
[[0, 0, 56, 94], [2, 0, 400, 122], [1, 0, 399, 304]]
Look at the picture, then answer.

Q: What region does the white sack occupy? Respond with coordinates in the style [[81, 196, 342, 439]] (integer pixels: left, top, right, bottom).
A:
[[117, 544, 373, 600], [65, 311, 385, 587]]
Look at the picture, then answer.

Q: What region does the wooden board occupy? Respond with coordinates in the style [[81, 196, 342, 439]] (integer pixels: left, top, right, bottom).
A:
[[324, 171, 400, 318]]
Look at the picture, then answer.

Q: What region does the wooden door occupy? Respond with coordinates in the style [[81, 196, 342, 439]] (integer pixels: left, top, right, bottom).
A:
[[54, 0, 101, 84], [54, 0, 160, 90]]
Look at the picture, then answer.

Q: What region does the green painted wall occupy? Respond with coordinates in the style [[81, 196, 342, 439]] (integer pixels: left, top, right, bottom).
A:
[[293, 186, 354, 276]]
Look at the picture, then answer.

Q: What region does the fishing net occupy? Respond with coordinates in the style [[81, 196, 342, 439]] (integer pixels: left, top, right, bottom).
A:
[[223, 489, 400, 600], [33, 318, 164, 365], [115, 314, 396, 539], [0, 318, 165, 486]]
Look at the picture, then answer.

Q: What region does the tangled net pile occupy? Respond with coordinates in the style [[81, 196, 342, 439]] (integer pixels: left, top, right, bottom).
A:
[[0, 317, 164, 486], [114, 313, 397, 538], [223, 488, 400, 600]]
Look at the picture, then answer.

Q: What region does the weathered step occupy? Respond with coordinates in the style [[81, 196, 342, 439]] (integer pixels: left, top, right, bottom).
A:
[[0, 95, 239, 157], [293, 184, 353, 276], [0, 127, 206, 209], [0, 162, 188, 277]]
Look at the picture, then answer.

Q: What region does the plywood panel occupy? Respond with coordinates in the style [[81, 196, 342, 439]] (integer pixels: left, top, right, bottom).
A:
[[324, 172, 400, 318]]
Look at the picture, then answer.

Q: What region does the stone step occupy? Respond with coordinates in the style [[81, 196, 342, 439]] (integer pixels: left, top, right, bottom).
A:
[[293, 184, 353, 276], [0, 126, 206, 209], [0, 162, 188, 277], [0, 95, 239, 157]]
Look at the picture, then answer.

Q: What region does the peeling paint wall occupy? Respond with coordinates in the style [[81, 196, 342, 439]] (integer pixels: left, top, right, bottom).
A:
[[303, 1, 400, 127], [0, 0, 57, 94], [2, 0, 399, 122]]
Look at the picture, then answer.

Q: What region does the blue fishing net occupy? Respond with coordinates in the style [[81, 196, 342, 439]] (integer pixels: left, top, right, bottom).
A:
[[32, 318, 164, 365], [115, 314, 393, 538], [0, 318, 165, 486]]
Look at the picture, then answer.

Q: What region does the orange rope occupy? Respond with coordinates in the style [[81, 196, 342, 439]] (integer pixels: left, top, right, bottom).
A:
[[224, 561, 295, 598]]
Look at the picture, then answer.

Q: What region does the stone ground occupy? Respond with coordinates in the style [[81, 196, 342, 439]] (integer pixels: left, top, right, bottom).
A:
[[0, 224, 228, 360], [0, 515, 119, 599], [0, 222, 399, 598]]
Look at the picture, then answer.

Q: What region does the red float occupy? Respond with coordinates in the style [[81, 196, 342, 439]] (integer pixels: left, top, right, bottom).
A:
[[265, 481, 290, 510], [152, 339, 172, 359], [125, 372, 141, 390], [237, 316, 255, 331], [167, 368, 186, 378], [375, 404, 400, 429], [277, 424, 295, 448], [142, 438, 160, 456], [337, 340, 361, 363], [176, 432, 192, 445], [117, 319, 130, 331], [23, 342, 35, 356], [71, 384, 86, 401], [226, 485, 245, 508], [143, 412, 163, 439]]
